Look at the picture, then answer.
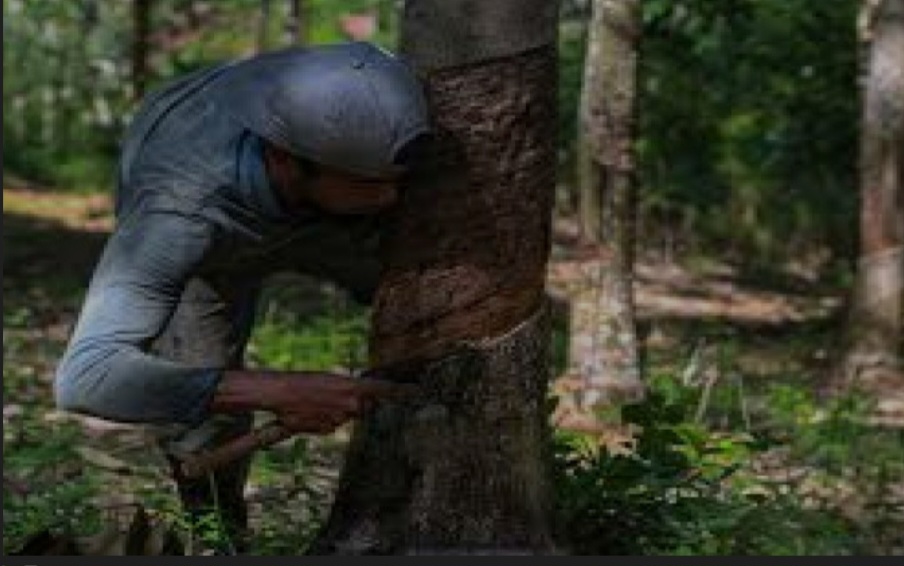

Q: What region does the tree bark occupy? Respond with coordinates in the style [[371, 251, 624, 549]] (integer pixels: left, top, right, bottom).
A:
[[311, 0, 559, 554], [132, 0, 152, 100], [561, 0, 644, 420], [838, 0, 904, 391]]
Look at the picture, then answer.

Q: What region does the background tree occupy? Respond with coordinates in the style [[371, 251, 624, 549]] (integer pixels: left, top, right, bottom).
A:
[[132, 0, 152, 99], [284, 0, 306, 45], [836, 0, 904, 391], [557, 0, 645, 428], [311, 0, 560, 554], [257, 0, 272, 52], [634, 0, 859, 266]]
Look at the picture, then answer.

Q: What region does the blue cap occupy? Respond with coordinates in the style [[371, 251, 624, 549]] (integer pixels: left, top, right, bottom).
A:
[[216, 42, 431, 178]]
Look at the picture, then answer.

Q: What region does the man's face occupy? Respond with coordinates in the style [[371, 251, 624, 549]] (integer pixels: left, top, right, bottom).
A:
[[302, 166, 402, 215], [262, 141, 403, 216]]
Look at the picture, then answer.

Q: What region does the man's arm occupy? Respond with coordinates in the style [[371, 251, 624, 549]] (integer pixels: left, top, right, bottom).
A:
[[55, 209, 397, 431], [54, 210, 222, 424], [211, 369, 403, 434]]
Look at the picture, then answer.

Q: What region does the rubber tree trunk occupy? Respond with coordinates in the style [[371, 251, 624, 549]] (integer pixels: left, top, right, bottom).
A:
[[838, 0, 904, 389], [562, 0, 644, 420], [310, 0, 559, 555]]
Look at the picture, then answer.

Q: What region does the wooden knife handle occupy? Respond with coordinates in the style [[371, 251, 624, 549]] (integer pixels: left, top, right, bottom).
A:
[[179, 422, 292, 479]]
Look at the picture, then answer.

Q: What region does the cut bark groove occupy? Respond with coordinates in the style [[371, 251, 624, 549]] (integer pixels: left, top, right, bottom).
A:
[[310, 304, 556, 554]]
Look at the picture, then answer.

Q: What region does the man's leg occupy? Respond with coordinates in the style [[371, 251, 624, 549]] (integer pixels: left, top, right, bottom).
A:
[[149, 275, 260, 552]]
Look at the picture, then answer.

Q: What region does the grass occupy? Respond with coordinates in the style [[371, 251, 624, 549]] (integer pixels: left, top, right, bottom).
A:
[[3, 348, 103, 551]]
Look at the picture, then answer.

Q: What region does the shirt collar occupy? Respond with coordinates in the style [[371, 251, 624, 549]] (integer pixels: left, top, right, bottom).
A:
[[236, 131, 294, 221]]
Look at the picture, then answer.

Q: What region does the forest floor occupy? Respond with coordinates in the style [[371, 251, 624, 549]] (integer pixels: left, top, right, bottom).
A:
[[4, 185, 903, 555]]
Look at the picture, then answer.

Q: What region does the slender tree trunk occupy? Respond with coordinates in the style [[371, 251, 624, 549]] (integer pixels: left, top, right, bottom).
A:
[[560, 0, 644, 423], [379, 0, 397, 42], [41, 86, 54, 146], [74, 1, 99, 134], [284, 0, 305, 46], [256, 0, 271, 52], [132, 0, 152, 100], [311, 0, 559, 555], [838, 0, 904, 393], [13, 96, 25, 142]]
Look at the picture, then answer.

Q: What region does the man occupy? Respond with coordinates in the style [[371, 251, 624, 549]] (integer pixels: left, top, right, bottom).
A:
[[53, 42, 431, 549]]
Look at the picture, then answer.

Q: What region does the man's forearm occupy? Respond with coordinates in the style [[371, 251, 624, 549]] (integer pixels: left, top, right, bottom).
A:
[[208, 369, 339, 415], [205, 367, 415, 436]]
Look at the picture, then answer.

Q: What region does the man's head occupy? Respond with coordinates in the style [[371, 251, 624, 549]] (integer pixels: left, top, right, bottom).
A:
[[221, 42, 431, 183]]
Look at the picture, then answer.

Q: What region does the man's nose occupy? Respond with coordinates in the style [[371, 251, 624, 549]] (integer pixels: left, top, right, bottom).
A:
[[379, 185, 399, 206]]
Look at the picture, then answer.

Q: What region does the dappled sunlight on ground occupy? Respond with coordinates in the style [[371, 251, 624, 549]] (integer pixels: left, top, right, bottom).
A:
[[3, 187, 113, 232]]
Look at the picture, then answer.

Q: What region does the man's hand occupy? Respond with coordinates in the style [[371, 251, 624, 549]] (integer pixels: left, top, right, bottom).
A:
[[267, 374, 405, 433], [210, 370, 418, 434], [182, 367, 424, 478]]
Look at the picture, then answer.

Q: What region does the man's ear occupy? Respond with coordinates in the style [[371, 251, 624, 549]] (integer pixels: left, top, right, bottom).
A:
[[262, 140, 304, 192], [262, 140, 291, 171]]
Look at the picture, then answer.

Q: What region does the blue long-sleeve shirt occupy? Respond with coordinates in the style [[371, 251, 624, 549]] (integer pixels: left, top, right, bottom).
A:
[[54, 59, 384, 426]]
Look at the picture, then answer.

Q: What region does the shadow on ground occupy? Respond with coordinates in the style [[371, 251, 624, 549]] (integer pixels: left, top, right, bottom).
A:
[[2, 209, 112, 349]]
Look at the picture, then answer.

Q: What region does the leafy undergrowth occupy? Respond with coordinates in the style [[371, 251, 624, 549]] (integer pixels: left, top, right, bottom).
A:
[[552, 373, 904, 555]]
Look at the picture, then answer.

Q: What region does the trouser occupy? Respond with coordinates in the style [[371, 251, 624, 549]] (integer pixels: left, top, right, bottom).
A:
[[148, 274, 260, 550], [140, 213, 383, 550]]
